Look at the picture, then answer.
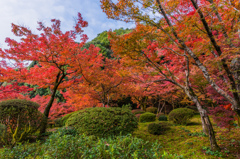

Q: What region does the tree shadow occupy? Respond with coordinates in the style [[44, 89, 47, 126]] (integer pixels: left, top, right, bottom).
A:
[[187, 122, 201, 126]]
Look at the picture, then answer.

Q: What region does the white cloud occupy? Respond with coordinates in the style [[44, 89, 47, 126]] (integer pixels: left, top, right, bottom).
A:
[[0, 0, 134, 49]]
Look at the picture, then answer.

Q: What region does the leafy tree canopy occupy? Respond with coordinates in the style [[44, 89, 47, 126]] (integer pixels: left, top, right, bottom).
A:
[[83, 28, 132, 58]]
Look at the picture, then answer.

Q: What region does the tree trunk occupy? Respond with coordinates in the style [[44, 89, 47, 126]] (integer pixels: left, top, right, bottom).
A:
[[160, 101, 165, 114], [184, 88, 220, 151], [171, 97, 175, 110], [231, 58, 240, 125], [200, 109, 220, 151], [39, 88, 57, 134], [157, 98, 161, 114], [39, 72, 65, 134]]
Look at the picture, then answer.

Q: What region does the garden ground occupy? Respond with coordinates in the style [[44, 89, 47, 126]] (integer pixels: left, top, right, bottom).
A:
[[133, 115, 240, 159], [0, 115, 239, 159]]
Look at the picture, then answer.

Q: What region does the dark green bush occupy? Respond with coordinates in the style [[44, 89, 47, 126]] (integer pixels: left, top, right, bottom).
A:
[[168, 108, 195, 125], [53, 118, 62, 127], [131, 109, 145, 115], [0, 99, 43, 146], [0, 123, 7, 146], [66, 106, 138, 137], [139, 112, 156, 123], [146, 107, 157, 114], [53, 127, 78, 137], [158, 115, 168, 121], [148, 123, 162, 135], [148, 122, 170, 135], [0, 141, 40, 159]]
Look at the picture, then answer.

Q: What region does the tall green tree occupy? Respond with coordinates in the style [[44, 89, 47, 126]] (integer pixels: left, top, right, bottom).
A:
[[83, 28, 132, 58]]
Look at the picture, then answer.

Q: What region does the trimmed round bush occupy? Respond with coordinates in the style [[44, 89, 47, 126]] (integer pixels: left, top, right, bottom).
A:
[[0, 99, 43, 145], [148, 123, 162, 135], [158, 115, 168, 121], [131, 109, 145, 115], [168, 108, 195, 125], [139, 112, 156, 123], [66, 106, 138, 137], [146, 107, 157, 114], [54, 111, 78, 127]]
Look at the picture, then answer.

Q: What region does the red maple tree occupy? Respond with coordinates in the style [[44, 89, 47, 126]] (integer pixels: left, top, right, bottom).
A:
[[0, 13, 103, 133]]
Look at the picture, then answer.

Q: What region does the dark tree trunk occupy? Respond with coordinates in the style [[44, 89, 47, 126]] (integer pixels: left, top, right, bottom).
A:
[[39, 87, 58, 134], [39, 72, 65, 134]]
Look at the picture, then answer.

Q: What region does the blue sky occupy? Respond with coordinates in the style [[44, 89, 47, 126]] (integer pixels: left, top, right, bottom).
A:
[[0, 0, 135, 49]]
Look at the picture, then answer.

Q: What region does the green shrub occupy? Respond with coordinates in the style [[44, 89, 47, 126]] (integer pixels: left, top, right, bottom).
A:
[[146, 107, 157, 114], [168, 108, 195, 125], [0, 123, 7, 146], [53, 127, 78, 137], [0, 123, 6, 136], [53, 111, 78, 127], [1, 132, 171, 159], [53, 118, 62, 127], [139, 112, 156, 123], [131, 109, 145, 115], [0, 99, 43, 146], [0, 141, 40, 159], [66, 106, 138, 137], [61, 111, 78, 126], [148, 123, 163, 135], [158, 115, 168, 121]]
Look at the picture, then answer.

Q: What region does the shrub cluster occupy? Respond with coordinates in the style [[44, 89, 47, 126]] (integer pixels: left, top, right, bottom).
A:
[[148, 122, 170, 135], [1, 128, 167, 159], [54, 111, 77, 127], [66, 106, 138, 137], [168, 108, 194, 125], [0, 123, 7, 145], [139, 112, 156, 123], [0, 99, 43, 146], [148, 123, 162, 135], [158, 115, 168, 121], [146, 107, 157, 114]]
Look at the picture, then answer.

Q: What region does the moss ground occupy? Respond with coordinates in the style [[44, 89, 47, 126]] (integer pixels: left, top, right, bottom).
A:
[[0, 115, 239, 158], [133, 115, 240, 159]]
